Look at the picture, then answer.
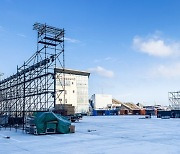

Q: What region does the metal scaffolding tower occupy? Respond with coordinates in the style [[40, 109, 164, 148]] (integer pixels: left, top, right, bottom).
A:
[[169, 91, 180, 109], [0, 23, 65, 128]]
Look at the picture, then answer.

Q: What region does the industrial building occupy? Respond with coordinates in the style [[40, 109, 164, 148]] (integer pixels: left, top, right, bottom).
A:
[[90, 94, 112, 109], [112, 99, 143, 115], [156, 91, 180, 118], [55, 68, 90, 113], [90, 97, 159, 116]]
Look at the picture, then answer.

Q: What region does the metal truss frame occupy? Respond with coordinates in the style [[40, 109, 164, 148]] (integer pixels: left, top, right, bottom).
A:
[[169, 91, 180, 109], [0, 23, 65, 128]]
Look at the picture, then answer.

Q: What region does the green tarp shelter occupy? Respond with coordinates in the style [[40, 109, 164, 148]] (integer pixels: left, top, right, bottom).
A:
[[34, 112, 71, 134]]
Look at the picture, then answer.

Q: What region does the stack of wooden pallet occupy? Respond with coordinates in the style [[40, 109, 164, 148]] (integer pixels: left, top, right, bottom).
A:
[[55, 104, 75, 116]]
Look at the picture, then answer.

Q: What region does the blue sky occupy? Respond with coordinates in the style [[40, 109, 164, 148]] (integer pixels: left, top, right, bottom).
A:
[[1, 0, 180, 105]]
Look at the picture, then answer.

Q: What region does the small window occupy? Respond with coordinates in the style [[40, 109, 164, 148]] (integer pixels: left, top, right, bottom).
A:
[[59, 99, 62, 102], [72, 82, 73, 84], [73, 90, 75, 93]]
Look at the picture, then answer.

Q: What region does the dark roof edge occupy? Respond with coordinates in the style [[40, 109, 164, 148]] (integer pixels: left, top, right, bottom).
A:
[[55, 68, 90, 77]]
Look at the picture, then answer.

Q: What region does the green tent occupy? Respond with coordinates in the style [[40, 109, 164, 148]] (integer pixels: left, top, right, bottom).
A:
[[34, 112, 71, 134]]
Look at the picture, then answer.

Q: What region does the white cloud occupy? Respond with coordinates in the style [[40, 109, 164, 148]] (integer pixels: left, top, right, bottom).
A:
[[151, 63, 180, 78], [133, 32, 180, 57], [17, 33, 26, 38], [64, 37, 80, 43], [88, 66, 114, 78]]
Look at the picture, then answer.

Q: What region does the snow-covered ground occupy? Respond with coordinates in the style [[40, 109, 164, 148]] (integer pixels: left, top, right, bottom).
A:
[[0, 116, 180, 154]]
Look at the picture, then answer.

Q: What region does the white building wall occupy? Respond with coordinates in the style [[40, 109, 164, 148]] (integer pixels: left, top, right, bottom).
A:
[[76, 75, 89, 113], [91, 94, 112, 109], [56, 71, 89, 113]]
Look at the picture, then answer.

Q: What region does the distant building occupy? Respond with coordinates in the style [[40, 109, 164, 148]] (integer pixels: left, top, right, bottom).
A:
[[91, 94, 112, 109], [136, 103, 144, 109], [112, 99, 143, 115], [55, 68, 90, 113]]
